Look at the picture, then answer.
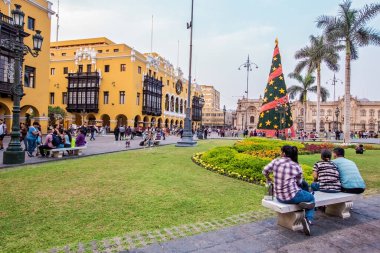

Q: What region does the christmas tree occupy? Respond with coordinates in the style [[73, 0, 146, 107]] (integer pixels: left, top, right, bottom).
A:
[[257, 39, 294, 138]]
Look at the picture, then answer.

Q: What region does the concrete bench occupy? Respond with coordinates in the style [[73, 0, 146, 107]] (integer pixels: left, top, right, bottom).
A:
[[47, 146, 87, 158], [262, 191, 362, 231]]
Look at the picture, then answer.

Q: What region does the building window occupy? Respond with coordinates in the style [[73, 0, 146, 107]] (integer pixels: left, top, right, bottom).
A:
[[250, 116, 255, 123], [24, 66, 36, 88], [327, 109, 332, 116], [105, 65, 110, 72], [98, 50, 103, 53], [62, 92, 67, 104], [370, 109, 375, 117], [167, 80, 169, 86], [160, 77, 163, 82], [63, 67, 68, 74], [78, 65, 83, 73], [50, 92, 55, 104], [312, 110, 317, 116], [120, 64, 126, 72], [50, 68, 55, 75], [119, 91, 125, 104], [136, 92, 140, 105], [360, 110, 366, 117], [142, 75, 163, 116], [320, 109, 325, 116], [62, 53, 66, 56], [0, 55, 15, 85], [138, 66, 142, 74], [27, 17, 35, 30], [104, 91, 109, 104], [114, 49, 119, 52], [148, 69, 152, 76], [86, 64, 92, 72]]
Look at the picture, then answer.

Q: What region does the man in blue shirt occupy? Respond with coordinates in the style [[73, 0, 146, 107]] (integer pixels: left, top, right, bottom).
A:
[[332, 147, 366, 194]]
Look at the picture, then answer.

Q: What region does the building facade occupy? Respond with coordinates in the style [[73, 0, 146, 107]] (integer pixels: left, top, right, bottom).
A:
[[49, 37, 201, 130], [199, 85, 225, 128], [0, 0, 54, 133], [233, 96, 380, 134]]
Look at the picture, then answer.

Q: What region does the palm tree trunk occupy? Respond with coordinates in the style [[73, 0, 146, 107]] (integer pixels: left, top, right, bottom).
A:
[[344, 43, 351, 143], [316, 64, 321, 134], [304, 91, 307, 131]]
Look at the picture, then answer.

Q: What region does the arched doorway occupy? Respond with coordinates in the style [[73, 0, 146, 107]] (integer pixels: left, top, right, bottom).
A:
[[116, 114, 127, 126], [165, 118, 169, 128], [87, 114, 96, 125], [175, 98, 179, 113], [170, 119, 174, 129], [101, 114, 110, 127], [175, 120, 179, 127], [151, 117, 156, 127], [157, 118, 162, 128], [20, 105, 40, 125], [74, 114, 82, 126], [0, 102, 11, 127], [165, 94, 169, 111], [134, 115, 141, 127], [143, 116, 150, 128], [180, 120, 183, 128]]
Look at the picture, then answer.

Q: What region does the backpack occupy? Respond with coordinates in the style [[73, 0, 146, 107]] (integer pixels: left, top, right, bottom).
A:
[[52, 134, 61, 147]]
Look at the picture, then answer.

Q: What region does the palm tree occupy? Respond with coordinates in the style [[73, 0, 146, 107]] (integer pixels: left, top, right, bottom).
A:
[[294, 35, 342, 134], [317, 0, 380, 142], [288, 72, 330, 131]]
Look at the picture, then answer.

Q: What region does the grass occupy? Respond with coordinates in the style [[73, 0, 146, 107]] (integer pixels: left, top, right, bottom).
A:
[[299, 148, 380, 195], [0, 140, 267, 253]]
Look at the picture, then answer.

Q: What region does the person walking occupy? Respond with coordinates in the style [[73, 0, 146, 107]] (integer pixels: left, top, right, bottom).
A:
[[114, 125, 120, 141], [89, 125, 97, 141], [0, 119, 7, 150], [26, 122, 40, 157]]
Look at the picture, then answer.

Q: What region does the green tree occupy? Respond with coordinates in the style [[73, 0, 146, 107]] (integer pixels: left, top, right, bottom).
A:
[[294, 35, 342, 133], [288, 72, 329, 131], [317, 0, 380, 142]]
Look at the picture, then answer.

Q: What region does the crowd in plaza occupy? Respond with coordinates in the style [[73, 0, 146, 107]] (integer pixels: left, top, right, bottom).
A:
[[263, 145, 366, 236]]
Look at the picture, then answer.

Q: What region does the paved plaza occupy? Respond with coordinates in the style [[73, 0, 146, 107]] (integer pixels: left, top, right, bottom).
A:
[[127, 195, 380, 253]]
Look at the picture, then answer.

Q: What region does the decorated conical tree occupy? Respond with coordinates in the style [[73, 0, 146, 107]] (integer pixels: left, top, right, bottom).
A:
[[257, 39, 294, 138]]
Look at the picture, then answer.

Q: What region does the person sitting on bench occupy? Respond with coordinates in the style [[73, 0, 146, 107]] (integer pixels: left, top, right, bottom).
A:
[[332, 147, 366, 194], [311, 149, 341, 193], [263, 145, 314, 236]]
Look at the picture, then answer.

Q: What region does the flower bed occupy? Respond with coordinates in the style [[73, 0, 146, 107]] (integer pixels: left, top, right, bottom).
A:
[[192, 138, 314, 185]]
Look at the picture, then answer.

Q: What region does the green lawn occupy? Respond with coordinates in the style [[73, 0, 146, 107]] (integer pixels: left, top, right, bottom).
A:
[[0, 140, 266, 253], [299, 149, 380, 195]]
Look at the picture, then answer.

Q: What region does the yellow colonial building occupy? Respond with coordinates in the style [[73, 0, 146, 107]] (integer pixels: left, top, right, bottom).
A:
[[49, 37, 202, 130], [0, 0, 54, 133]]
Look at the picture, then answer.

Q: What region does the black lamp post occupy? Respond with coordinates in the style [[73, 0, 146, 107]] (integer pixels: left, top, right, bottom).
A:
[[238, 55, 258, 130], [177, 0, 196, 146], [223, 105, 226, 129], [3, 4, 43, 164]]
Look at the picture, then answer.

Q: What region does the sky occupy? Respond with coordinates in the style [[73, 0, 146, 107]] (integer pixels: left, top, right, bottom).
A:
[[51, 0, 380, 110]]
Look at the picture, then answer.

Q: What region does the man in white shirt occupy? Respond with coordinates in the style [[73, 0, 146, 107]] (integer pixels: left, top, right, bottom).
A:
[[0, 119, 7, 150]]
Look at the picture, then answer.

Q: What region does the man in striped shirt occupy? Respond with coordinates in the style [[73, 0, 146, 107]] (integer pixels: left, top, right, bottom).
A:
[[263, 145, 315, 236], [311, 149, 341, 192]]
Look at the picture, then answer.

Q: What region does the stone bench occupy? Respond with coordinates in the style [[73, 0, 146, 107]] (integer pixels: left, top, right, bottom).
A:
[[262, 191, 362, 231], [47, 146, 87, 158]]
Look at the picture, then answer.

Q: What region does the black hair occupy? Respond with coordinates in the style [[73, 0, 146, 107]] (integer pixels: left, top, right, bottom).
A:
[[281, 145, 299, 163], [33, 121, 39, 126], [333, 147, 345, 157], [321, 149, 332, 161], [64, 130, 72, 143]]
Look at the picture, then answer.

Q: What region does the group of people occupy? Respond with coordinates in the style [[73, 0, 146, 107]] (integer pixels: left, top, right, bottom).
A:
[[20, 122, 87, 157], [263, 146, 365, 236]]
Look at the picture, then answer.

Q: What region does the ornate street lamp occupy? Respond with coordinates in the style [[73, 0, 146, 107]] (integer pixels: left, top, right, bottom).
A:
[[177, 0, 196, 147], [3, 4, 44, 164], [238, 55, 258, 130], [223, 105, 226, 129], [327, 74, 342, 132]]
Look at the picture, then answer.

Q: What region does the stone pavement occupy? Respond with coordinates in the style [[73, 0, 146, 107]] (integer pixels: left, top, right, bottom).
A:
[[0, 134, 184, 168], [126, 195, 380, 253]]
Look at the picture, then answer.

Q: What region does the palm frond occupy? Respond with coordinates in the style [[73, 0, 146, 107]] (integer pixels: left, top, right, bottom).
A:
[[287, 85, 304, 101], [293, 60, 309, 74], [354, 27, 380, 46], [288, 72, 304, 83], [320, 86, 330, 102], [354, 3, 380, 30]]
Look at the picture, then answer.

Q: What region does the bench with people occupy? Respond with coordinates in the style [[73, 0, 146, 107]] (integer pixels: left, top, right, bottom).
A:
[[39, 127, 87, 158], [262, 145, 365, 236]]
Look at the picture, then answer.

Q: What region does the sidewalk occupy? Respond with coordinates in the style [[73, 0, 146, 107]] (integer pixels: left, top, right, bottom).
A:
[[127, 195, 380, 253], [0, 134, 182, 168]]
